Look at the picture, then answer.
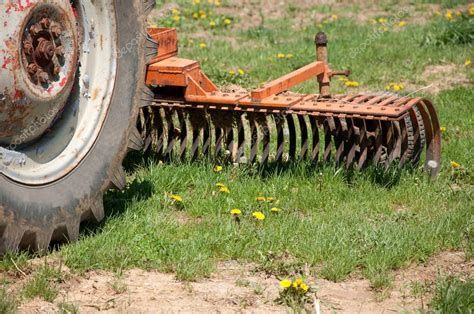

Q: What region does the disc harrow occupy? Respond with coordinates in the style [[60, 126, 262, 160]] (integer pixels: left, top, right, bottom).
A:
[[139, 28, 441, 176]]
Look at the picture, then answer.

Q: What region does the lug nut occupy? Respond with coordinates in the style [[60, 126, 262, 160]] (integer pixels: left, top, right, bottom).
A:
[[29, 23, 42, 36], [40, 18, 50, 29], [27, 63, 38, 76], [23, 39, 34, 55], [36, 70, 49, 84], [53, 65, 61, 76], [55, 45, 65, 57], [50, 24, 62, 38]]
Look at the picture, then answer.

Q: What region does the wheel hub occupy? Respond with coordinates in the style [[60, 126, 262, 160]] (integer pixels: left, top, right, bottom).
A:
[[0, 2, 79, 146]]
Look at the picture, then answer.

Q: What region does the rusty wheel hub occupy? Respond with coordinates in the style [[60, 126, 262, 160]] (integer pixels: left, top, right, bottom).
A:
[[23, 17, 66, 87]]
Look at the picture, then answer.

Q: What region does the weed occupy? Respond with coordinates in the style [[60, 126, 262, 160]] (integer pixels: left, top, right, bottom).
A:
[[276, 278, 313, 311], [429, 274, 474, 313], [58, 302, 79, 314], [0, 285, 17, 314], [21, 262, 64, 302]]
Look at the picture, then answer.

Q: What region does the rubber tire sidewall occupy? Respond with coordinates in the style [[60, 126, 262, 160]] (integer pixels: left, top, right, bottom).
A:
[[0, 0, 145, 245]]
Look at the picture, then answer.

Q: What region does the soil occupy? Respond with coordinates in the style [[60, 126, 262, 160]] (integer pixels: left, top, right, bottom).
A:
[[9, 251, 472, 313]]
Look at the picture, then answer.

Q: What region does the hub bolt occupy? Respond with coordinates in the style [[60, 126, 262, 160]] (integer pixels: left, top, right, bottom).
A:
[[29, 24, 42, 36], [23, 39, 34, 55], [40, 18, 50, 29], [50, 24, 62, 38], [36, 70, 49, 84], [55, 45, 65, 57], [27, 63, 39, 76]]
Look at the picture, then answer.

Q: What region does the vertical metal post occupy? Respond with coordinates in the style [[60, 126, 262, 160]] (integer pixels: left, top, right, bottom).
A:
[[315, 32, 331, 98]]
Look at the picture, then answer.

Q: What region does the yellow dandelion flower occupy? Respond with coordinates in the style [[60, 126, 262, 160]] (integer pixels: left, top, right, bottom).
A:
[[172, 8, 180, 15], [393, 84, 404, 91], [224, 18, 232, 25], [271, 207, 282, 213], [378, 17, 387, 24], [470, 6, 474, 15], [214, 165, 223, 172], [280, 279, 292, 288], [172, 15, 181, 22], [199, 43, 207, 49], [200, 13, 207, 19], [230, 208, 241, 215], [300, 282, 309, 292], [192, 0, 200, 4], [238, 69, 245, 75], [292, 282, 298, 288], [265, 197, 276, 202], [277, 53, 286, 59], [339, 77, 349, 82], [209, 21, 216, 27], [216, 182, 226, 188], [192, 12, 199, 19], [286, 54, 294, 59], [294, 278, 303, 286], [219, 186, 230, 193], [345, 80, 359, 87], [228, 70, 236, 75], [331, 14, 338, 20], [440, 127, 446, 133], [170, 194, 183, 202], [450, 161, 461, 169], [464, 59, 471, 67], [252, 211, 265, 221], [445, 10, 453, 20], [256, 196, 266, 202], [398, 21, 407, 27]]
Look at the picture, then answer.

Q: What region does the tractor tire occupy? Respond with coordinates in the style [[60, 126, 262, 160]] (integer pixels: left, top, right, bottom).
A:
[[0, 0, 156, 254]]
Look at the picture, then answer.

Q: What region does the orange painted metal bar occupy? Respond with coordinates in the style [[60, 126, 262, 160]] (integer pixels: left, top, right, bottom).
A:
[[250, 61, 326, 101]]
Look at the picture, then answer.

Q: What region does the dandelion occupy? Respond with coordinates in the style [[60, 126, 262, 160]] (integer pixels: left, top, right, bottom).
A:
[[209, 21, 216, 27], [440, 127, 446, 134], [192, 12, 199, 19], [228, 70, 236, 75], [216, 182, 226, 188], [294, 278, 303, 286], [172, 8, 180, 15], [199, 43, 207, 49], [300, 283, 309, 292], [445, 10, 453, 20], [170, 194, 183, 202], [465, 59, 471, 67], [219, 186, 230, 193], [214, 165, 223, 172], [192, 0, 200, 4], [338, 77, 348, 82], [280, 279, 292, 288], [172, 15, 181, 22], [378, 17, 387, 24], [277, 53, 286, 59], [345, 80, 359, 88], [265, 197, 276, 202], [386, 83, 404, 91], [398, 21, 407, 27], [470, 6, 474, 16], [331, 14, 338, 20], [256, 196, 266, 202], [238, 69, 245, 75], [252, 211, 265, 221], [224, 18, 232, 25], [271, 207, 282, 213], [450, 161, 461, 169], [230, 208, 241, 215], [286, 54, 294, 59]]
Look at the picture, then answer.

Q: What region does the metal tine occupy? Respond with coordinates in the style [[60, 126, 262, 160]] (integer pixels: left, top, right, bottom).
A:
[[261, 115, 271, 163], [386, 121, 400, 167], [225, 125, 235, 162], [187, 109, 203, 161], [409, 106, 423, 165], [388, 121, 403, 165], [249, 116, 259, 163], [202, 118, 211, 157], [177, 110, 187, 161], [416, 101, 436, 173], [309, 116, 320, 163], [381, 121, 394, 168], [236, 114, 246, 163], [298, 115, 308, 160], [323, 117, 333, 162], [215, 128, 224, 156], [345, 118, 359, 168], [357, 120, 368, 170], [275, 114, 285, 162], [398, 117, 410, 166], [287, 115, 297, 160], [334, 117, 346, 165], [153, 107, 165, 156], [373, 121, 384, 165], [164, 109, 175, 160], [139, 107, 152, 152]]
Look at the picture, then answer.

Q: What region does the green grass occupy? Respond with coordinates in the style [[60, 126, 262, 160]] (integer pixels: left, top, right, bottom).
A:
[[21, 263, 64, 302], [7, 0, 474, 300], [429, 274, 474, 313], [0, 284, 17, 314]]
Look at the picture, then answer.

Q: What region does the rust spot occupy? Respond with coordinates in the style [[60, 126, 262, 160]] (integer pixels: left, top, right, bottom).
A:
[[91, 88, 100, 100]]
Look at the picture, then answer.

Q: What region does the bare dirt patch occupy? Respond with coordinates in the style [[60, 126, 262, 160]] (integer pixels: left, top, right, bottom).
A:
[[406, 63, 472, 94], [10, 251, 472, 313]]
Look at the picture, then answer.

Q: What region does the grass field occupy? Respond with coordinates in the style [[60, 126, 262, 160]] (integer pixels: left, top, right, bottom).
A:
[[2, 0, 473, 312]]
